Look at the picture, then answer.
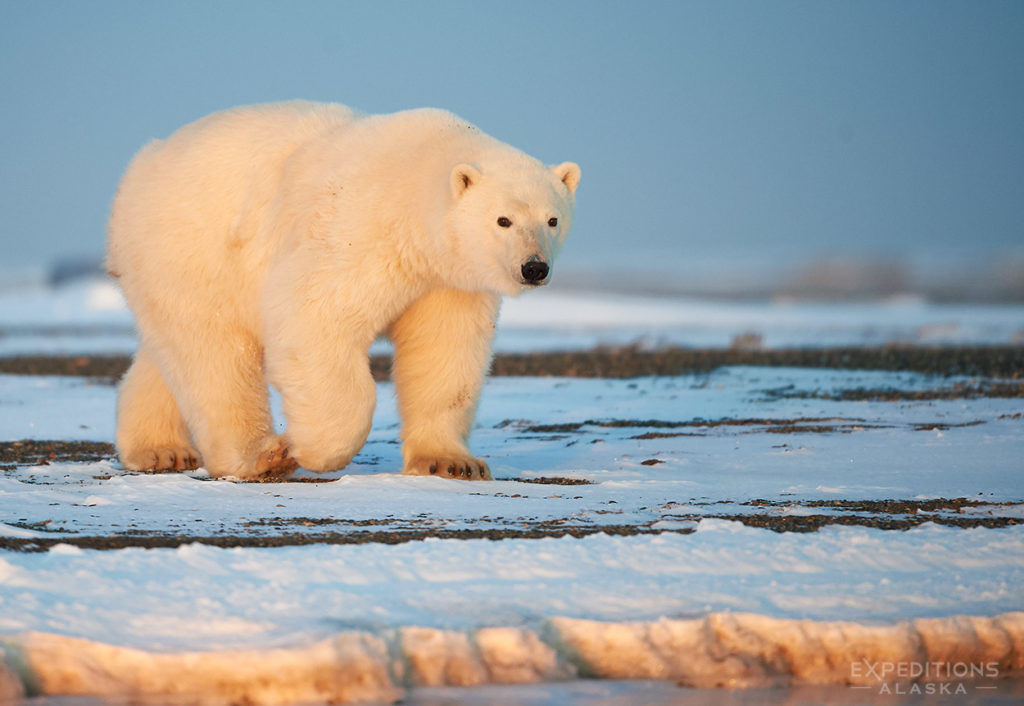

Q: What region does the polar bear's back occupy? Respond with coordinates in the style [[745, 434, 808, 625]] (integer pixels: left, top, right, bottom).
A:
[[107, 102, 355, 296], [106, 101, 358, 335], [333, 106, 532, 174], [113, 100, 356, 213]]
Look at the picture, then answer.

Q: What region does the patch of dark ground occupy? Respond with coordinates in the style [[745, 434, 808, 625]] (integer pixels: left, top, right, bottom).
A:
[[0, 355, 129, 379], [761, 382, 1024, 402], [712, 514, 1019, 532], [0, 524, 674, 553], [0, 439, 114, 471], [508, 417, 889, 436], [4, 506, 1019, 552], [742, 497, 1011, 513], [2, 345, 1023, 380], [504, 412, 1023, 437], [510, 476, 594, 485]]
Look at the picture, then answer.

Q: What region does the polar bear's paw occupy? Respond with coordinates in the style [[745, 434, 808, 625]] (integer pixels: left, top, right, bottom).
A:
[[212, 435, 298, 481], [122, 445, 202, 472], [245, 435, 299, 481], [404, 455, 492, 481]]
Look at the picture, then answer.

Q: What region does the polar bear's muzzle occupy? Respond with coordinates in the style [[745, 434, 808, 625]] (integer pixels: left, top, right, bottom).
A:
[[520, 256, 550, 285]]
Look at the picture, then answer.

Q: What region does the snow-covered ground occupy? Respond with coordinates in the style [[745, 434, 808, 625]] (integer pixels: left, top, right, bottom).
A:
[[3, 369, 1024, 545], [1, 279, 1023, 703]]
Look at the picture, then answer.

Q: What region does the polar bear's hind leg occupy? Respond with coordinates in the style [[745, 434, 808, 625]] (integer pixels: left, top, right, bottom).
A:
[[115, 347, 201, 471], [117, 327, 297, 480]]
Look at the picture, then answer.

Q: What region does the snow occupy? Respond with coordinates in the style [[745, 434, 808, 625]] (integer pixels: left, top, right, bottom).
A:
[[3, 370, 1022, 541], [1, 280, 1023, 703], [3, 524, 1023, 651], [498, 290, 1024, 350]]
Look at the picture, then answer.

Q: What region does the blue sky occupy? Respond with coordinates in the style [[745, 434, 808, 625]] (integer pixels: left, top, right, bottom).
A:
[[2, 0, 1022, 275]]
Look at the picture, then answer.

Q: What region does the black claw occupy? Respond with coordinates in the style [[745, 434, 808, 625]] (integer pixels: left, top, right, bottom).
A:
[[447, 463, 456, 476], [429, 463, 437, 475]]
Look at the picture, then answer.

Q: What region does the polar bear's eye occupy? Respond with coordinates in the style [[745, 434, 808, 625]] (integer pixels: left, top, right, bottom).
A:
[[547, 217, 558, 227], [497, 217, 512, 228]]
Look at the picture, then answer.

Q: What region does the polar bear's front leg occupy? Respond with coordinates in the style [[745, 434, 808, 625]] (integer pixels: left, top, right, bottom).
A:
[[269, 347, 377, 471], [265, 319, 377, 473], [390, 288, 500, 481]]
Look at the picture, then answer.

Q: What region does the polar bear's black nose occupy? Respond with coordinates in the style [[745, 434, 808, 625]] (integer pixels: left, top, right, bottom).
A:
[[521, 259, 549, 283]]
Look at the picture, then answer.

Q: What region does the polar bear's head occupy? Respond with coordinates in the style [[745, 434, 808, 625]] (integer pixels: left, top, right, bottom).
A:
[[447, 159, 580, 296]]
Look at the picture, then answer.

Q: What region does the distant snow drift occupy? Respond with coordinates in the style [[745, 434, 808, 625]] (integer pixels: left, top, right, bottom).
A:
[[4, 612, 1022, 703], [3, 277, 1024, 356]]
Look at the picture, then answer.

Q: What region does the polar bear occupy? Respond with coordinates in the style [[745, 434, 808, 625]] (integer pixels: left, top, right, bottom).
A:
[[107, 101, 580, 480]]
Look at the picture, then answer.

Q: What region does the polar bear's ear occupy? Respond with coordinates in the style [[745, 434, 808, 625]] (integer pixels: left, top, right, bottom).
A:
[[552, 162, 581, 195], [450, 163, 482, 199]]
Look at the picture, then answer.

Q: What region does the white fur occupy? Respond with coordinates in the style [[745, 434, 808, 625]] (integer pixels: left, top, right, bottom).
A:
[[107, 101, 580, 480]]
